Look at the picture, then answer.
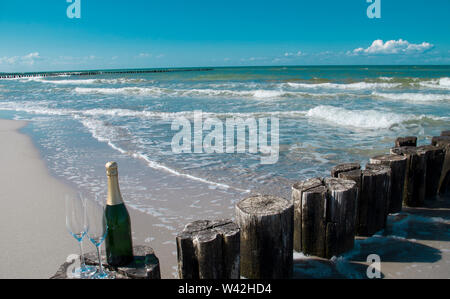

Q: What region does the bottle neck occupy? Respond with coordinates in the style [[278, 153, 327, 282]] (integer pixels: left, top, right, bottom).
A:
[[106, 174, 123, 206]]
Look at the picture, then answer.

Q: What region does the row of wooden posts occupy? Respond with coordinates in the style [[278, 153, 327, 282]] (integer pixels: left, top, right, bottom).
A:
[[0, 68, 214, 79], [175, 130, 450, 279]]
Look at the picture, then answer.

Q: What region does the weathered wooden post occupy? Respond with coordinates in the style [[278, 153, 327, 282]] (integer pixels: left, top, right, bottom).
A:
[[369, 154, 407, 213], [324, 178, 358, 256], [390, 146, 427, 207], [432, 136, 450, 194], [365, 163, 392, 224], [292, 178, 324, 253], [395, 136, 417, 147], [292, 178, 326, 256], [356, 167, 391, 236], [418, 145, 445, 199], [331, 163, 361, 178], [176, 219, 240, 279], [338, 168, 362, 227], [236, 195, 293, 279], [292, 177, 357, 259]]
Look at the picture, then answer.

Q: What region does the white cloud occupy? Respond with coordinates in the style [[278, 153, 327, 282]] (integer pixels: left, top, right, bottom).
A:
[[241, 56, 267, 62], [0, 52, 41, 65], [352, 39, 433, 55], [284, 51, 302, 57], [138, 53, 152, 58], [0, 56, 18, 64]]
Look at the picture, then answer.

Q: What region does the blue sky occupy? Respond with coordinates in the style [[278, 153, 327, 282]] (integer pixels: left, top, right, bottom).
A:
[[0, 0, 449, 72]]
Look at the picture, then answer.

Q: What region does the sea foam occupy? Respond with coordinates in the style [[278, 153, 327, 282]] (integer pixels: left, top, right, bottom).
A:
[[419, 77, 450, 90], [305, 105, 418, 129], [284, 82, 401, 90], [373, 92, 450, 102], [74, 86, 351, 100], [78, 117, 250, 193]]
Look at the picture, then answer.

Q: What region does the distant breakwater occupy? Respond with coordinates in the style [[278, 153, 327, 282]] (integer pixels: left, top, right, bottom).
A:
[[0, 68, 214, 79]]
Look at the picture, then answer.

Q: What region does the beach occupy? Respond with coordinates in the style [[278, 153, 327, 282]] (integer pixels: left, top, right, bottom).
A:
[[0, 119, 76, 278]]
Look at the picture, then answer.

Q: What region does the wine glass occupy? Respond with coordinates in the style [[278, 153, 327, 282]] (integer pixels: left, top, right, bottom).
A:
[[86, 199, 115, 279], [65, 194, 96, 278]]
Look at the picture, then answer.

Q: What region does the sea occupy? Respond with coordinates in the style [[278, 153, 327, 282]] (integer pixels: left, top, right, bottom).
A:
[[1, 65, 449, 273]]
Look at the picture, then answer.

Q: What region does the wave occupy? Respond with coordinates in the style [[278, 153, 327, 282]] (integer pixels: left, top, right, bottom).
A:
[[284, 82, 401, 90], [305, 105, 444, 129], [38, 79, 100, 85], [74, 86, 350, 100], [372, 92, 450, 102], [74, 86, 287, 98], [419, 77, 450, 90], [2, 100, 447, 130], [79, 117, 250, 192], [1, 101, 446, 131], [0, 102, 75, 116], [0, 102, 307, 120], [75, 86, 165, 95], [36, 78, 149, 85], [82, 108, 308, 119], [285, 77, 450, 91], [0, 76, 149, 85], [0, 76, 44, 81]]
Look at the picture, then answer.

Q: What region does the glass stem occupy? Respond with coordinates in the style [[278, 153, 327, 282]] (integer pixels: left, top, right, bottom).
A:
[[96, 246, 105, 275], [79, 240, 87, 269]]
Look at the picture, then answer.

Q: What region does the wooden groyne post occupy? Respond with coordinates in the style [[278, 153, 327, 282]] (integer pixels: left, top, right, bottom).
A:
[[359, 166, 391, 236], [432, 134, 450, 194], [292, 177, 357, 258], [292, 178, 326, 256], [331, 163, 390, 236], [325, 178, 358, 256], [331, 163, 360, 178], [236, 195, 293, 279], [395, 136, 417, 147], [369, 154, 407, 213], [176, 219, 240, 279], [419, 145, 445, 199], [390, 146, 427, 207]]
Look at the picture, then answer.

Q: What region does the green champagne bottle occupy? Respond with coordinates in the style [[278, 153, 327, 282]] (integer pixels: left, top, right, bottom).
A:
[[104, 161, 134, 266]]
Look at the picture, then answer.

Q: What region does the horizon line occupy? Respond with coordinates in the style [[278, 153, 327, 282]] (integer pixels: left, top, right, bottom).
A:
[[1, 64, 450, 75]]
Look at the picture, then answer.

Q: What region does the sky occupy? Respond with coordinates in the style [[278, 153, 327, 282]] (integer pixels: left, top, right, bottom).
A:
[[0, 0, 449, 72]]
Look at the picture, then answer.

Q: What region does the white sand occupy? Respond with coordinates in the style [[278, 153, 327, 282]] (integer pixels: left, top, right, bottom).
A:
[[0, 119, 78, 278]]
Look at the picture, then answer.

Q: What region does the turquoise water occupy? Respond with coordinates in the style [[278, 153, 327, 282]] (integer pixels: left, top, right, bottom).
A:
[[1, 65, 449, 230]]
